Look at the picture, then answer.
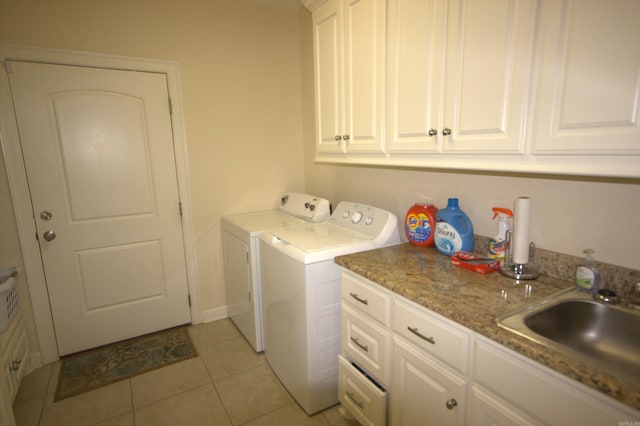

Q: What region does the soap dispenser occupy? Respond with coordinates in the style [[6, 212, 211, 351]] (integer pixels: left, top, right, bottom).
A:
[[575, 249, 600, 294]]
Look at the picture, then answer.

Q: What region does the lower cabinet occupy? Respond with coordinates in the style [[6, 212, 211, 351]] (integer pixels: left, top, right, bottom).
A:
[[1, 312, 29, 404], [390, 337, 467, 426], [339, 269, 640, 426]]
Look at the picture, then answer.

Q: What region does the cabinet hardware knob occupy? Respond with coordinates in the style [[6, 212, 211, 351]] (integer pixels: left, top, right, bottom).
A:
[[407, 326, 435, 344], [335, 135, 342, 141], [343, 135, 350, 142], [10, 358, 22, 372], [442, 128, 452, 136], [350, 336, 369, 352], [446, 398, 458, 409], [349, 292, 369, 305], [428, 128, 438, 136], [346, 391, 364, 408]]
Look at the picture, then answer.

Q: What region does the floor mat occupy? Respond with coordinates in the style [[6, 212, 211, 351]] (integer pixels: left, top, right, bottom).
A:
[[54, 325, 197, 401]]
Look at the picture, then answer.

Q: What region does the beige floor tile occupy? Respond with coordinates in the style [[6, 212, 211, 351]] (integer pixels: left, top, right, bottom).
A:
[[12, 396, 44, 426], [131, 356, 211, 408], [320, 404, 361, 426], [92, 412, 134, 426], [188, 318, 242, 351], [15, 363, 53, 402], [244, 402, 330, 426], [134, 383, 230, 426], [39, 380, 132, 426], [215, 363, 293, 425], [200, 335, 265, 380], [45, 362, 61, 397]]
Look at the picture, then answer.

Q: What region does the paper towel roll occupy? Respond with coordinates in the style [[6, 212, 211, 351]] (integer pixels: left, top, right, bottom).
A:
[[512, 197, 531, 264]]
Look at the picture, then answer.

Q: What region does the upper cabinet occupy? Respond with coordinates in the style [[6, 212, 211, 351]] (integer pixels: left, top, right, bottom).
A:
[[312, 0, 386, 154], [304, 0, 640, 178], [387, 0, 537, 154], [531, 0, 640, 155]]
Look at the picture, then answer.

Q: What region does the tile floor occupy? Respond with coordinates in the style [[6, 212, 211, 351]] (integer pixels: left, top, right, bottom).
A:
[[11, 319, 361, 426]]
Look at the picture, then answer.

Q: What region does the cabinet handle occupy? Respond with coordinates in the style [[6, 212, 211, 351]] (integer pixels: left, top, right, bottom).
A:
[[350, 337, 369, 352], [335, 135, 343, 141], [446, 398, 458, 410], [349, 292, 369, 305], [442, 128, 452, 136], [428, 128, 438, 136], [343, 134, 350, 141], [346, 391, 364, 408], [10, 358, 22, 372], [407, 326, 435, 344]]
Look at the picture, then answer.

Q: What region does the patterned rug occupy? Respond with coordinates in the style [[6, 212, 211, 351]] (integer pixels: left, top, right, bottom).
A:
[[54, 325, 197, 401]]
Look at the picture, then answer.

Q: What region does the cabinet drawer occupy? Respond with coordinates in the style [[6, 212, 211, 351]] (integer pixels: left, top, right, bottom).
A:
[[338, 355, 387, 426], [342, 303, 391, 386], [393, 297, 470, 374], [341, 270, 391, 327]]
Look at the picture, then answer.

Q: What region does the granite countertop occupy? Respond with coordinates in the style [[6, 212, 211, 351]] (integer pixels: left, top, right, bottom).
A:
[[334, 243, 640, 411]]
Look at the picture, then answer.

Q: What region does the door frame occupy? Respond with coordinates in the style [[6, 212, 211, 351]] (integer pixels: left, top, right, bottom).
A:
[[0, 44, 201, 364]]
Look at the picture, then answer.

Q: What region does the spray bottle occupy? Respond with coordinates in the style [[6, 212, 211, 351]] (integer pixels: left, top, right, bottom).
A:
[[488, 207, 513, 260]]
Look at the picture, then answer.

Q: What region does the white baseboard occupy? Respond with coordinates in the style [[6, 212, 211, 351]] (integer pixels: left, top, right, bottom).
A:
[[198, 306, 228, 324]]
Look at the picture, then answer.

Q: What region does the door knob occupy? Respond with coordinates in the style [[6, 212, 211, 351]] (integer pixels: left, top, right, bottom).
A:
[[43, 230, 56, 241], [446, 398, 458, 410]]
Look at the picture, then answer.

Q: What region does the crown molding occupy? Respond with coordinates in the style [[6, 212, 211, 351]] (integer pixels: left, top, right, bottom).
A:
[[301, 0, 329, 11]]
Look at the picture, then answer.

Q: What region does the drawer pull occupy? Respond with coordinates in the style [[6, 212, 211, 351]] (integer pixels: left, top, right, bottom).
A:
[[349, 292, 369, 305], [346, 391, 364, 408], [408, 326, 435, 344], [351, 337, 369, 352]]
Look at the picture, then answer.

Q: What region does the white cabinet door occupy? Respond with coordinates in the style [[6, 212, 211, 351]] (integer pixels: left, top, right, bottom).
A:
[[387, 0, 537, 154], [313, 0, 386, 154], [468, 385, 539, 426], [390, 337, 467, 426], [442, 0, 536, 153], [313, 0, 344, 154], [386, 0, 443, 153], [532, 0, 640, 155]]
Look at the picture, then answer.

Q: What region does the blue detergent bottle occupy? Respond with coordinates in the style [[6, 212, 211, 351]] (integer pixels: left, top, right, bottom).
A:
[[435, 198, 474, 256]]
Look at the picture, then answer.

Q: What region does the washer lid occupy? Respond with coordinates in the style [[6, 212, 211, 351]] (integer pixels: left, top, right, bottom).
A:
[[268, 223, 372, 252], [223, 211, 306, 236]]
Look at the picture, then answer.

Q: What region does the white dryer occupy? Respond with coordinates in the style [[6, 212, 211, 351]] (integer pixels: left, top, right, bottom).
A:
[[259, 201, 400, 414], [221, 193, 330, 352]]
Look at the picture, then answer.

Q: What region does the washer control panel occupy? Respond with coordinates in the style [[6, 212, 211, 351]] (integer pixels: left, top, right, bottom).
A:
[[328, 201, 400, 243], [277, 193, 330, 222]]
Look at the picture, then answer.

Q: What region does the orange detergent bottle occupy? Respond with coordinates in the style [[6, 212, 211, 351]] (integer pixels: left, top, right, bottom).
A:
[[405, 204, 438, 246]]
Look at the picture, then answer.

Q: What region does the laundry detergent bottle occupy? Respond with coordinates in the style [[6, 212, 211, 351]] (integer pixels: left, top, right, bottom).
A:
[[488, 207, 513, 260], [405, 203, 438, 246], [435, 198, 474, 256]]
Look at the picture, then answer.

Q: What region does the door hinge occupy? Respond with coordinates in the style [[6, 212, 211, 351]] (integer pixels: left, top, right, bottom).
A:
[[168, 97, 173, 115], [246, 252, 249, 263], [179, 201, 183, 217], [188, 294, 191, 307]]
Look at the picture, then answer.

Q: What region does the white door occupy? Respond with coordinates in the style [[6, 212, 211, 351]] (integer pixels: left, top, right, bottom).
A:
[[7, 61, 191, 355]]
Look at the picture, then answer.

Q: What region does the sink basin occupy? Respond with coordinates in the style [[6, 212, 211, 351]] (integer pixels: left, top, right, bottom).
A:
[[497, 288, 640, 387]]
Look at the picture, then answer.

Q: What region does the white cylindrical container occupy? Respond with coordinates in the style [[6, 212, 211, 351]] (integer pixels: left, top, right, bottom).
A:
[[512, 197, 531, 265]]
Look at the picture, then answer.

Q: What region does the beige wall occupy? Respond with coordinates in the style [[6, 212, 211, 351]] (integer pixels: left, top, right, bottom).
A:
[[298, 10, 640, 272], [0, 0, 306, 315]]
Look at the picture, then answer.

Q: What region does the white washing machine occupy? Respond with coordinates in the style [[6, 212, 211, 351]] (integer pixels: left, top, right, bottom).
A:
[[221, 193, 330, 352], [259, 201, 400, 414]]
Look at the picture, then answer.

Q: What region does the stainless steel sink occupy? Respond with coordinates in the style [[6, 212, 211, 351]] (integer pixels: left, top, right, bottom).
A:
[[497, 288, 640, 387]]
